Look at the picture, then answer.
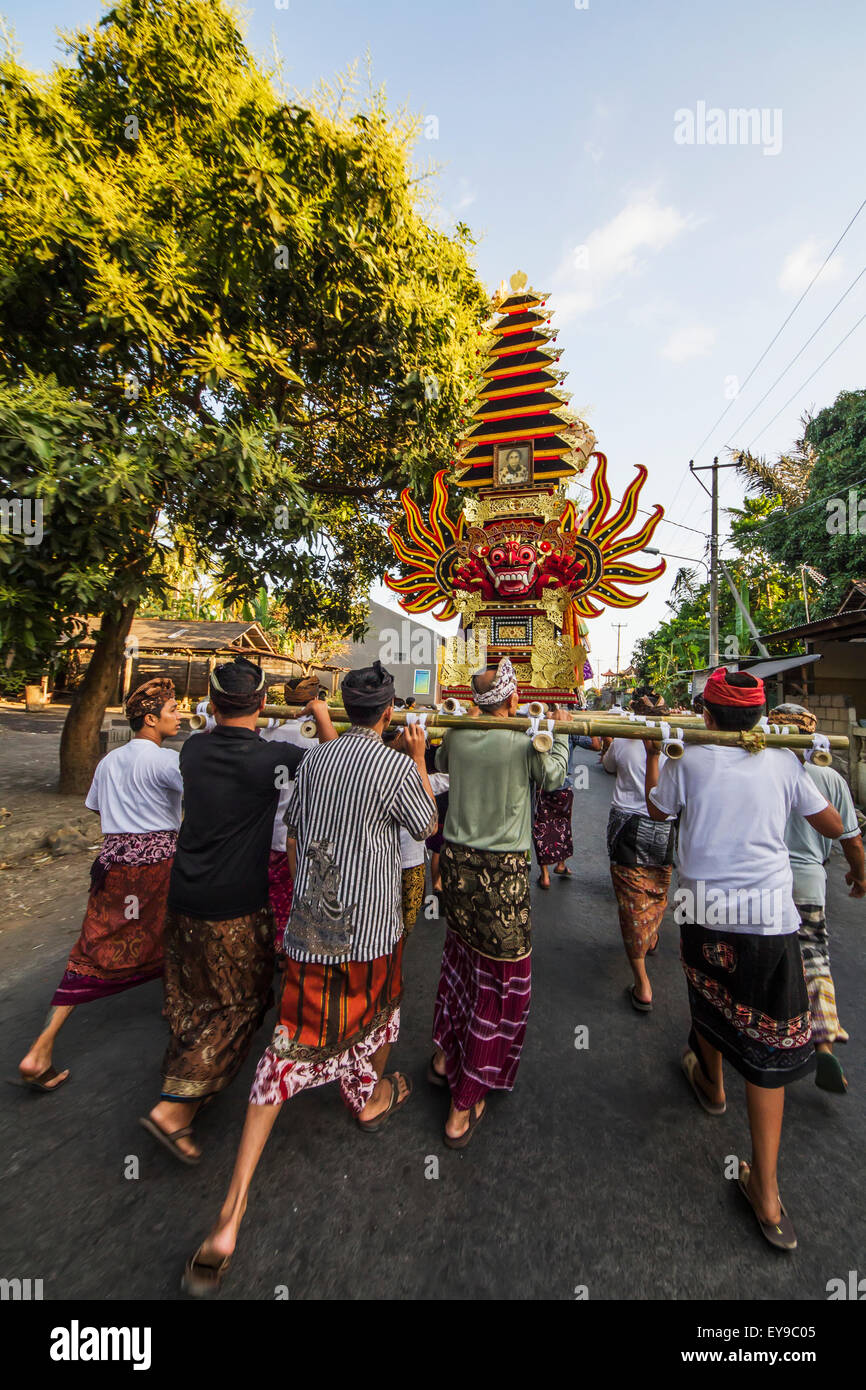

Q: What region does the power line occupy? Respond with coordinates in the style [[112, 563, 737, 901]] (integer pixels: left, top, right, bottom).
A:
[[724, 262, 866, 445], [747, 308, 866, 447], [690, 194, 866, 458]]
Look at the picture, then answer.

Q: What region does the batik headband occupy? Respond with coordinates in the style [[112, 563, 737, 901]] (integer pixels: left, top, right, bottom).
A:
[[768, 704, 817, 734], [341, 659, 396, 708], [472, 657, 518, 707], [125, 677, 176, 722]]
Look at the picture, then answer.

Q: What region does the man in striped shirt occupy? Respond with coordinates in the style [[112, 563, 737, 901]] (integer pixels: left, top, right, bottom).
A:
[[182, 661, 436, 1296]]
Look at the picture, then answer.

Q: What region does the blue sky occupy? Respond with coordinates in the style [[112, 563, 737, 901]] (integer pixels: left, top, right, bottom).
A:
[[5, 0, 865, 678]]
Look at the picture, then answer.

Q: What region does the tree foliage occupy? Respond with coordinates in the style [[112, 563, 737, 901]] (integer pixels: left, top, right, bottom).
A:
[[0, 0, 485, 786]]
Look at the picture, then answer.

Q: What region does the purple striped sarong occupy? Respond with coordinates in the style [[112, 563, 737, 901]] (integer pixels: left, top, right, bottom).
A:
[[432, 929, 532, 1111]]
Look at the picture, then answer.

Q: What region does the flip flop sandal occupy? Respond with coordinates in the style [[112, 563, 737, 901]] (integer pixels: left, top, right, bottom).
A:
[[138, 1116, 202, 1166], [9, 1066, 70, 1093], [737, 1161, 798, 1251], [443, 1100, 486, 1150], [427, 1055, 448, 1089], [536, 876, 550, 890], [646, 934, 660, 956], [357, 1073, 413, 1133], [815, 1051, 847, 1094], [182, 1245, 232, 1298], [628, 985, 653, 1013], [680, 1048, 726, 1114], [554, 867, 572, 877]]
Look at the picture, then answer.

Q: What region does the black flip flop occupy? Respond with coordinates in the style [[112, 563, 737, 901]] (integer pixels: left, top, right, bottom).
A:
[[627, 985, 653, 1013], [427, 1054, 448, 1088], [737, 1161, 797, 1251], [9, 1066, 70, 1094], [815, 1051, 847, 1094], [138, 1116, 201, 1166]]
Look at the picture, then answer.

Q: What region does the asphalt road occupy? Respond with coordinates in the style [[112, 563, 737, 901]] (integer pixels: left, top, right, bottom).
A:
[[2, 747, 865, 1301]]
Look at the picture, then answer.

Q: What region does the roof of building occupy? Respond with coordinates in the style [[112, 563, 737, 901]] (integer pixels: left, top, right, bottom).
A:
[[79, 618, 278, 653]]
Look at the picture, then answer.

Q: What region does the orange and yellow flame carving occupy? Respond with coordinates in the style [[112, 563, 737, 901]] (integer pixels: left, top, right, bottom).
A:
[[567, 453, 666, 618], [384, 454, 665, 621], [385, 469, 465, 620]]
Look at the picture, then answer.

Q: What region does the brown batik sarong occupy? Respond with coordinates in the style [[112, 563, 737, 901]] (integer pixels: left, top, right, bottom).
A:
[[401, 864, 426, 936], [161, 906, 275, 1100], [440, 840, 531, 961], [610, 864, 673, 959]]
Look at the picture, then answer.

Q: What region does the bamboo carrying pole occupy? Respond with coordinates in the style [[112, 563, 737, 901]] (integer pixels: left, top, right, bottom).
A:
[[244, 704, 845, 764]]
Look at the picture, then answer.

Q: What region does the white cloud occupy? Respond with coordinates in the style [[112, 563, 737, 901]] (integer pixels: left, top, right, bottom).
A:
[[661, 323, 716, 363], [778, 238, 844, 294], [551, 191, 698, 323]]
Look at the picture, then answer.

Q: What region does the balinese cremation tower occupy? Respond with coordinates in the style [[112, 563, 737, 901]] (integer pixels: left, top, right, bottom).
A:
[[385, 271, 667, 704]]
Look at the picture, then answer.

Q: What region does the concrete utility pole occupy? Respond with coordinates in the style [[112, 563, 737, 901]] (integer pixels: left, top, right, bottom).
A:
[[690, 456, 740, 669], [613, 623, 627, 676]]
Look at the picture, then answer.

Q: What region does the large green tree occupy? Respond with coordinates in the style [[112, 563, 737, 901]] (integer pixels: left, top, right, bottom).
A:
[[731, 389, 866, 613], [0, 0, 485, 790]]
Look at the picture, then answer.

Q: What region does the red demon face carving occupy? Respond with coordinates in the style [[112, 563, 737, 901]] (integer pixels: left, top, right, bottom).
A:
[[485, 540, 538, 597]]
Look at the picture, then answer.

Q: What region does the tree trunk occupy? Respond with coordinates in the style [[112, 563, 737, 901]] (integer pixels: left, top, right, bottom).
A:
[[58, 603, 137, 795]]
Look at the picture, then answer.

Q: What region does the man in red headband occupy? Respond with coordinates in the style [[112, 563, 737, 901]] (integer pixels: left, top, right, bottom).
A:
[[643, 667, 844, 1251], [18, 677, 183, 1092]]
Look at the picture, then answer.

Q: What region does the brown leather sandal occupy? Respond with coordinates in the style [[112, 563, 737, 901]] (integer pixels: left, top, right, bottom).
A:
[[138, 1116, 202, 1166], [12, 1066, 70, 1093], [182, 1245, 232, 1297], [443, 1100, 486, 1149], [357, 1073, 413, 1132]]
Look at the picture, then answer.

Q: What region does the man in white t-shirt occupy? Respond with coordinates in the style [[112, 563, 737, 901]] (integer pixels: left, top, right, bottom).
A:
[[18, 677, 183, 1093], [772, 704, 866, 1095], [602, 695, 676, 1011], [644, 668, 843, 1253]]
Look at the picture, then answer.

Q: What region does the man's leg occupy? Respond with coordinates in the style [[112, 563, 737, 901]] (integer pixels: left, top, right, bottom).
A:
[[19, 1004, 75, 1086], [445, 1093, 485, 1140], [630, 955, 652, 1005], [744, 1082, 785, 1224], [147, 1098, 203, 1159], [196, 1102, 285, 1260], [691, 1029, 726, 1108], [356, 1041, 410, 1121]]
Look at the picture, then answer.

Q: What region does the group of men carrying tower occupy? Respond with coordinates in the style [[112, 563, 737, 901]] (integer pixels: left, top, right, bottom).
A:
[[15, 649, 865, 1289]]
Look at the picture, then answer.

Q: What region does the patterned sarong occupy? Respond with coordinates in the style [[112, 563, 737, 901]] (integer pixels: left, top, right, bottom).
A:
[[609, 864, 672, 959], [680, 920, 815, 1088], [440, 840, 531, 961], [51, 831, 176, 1006], [433, 929, 531, 1111], [796, 902, 848, 1047], [532, 788, 574, 866], [161, 906, 275, 1100], [401, 864, 426, 936], [250, 937, 404, 1114], [267, 849, 294, 952]]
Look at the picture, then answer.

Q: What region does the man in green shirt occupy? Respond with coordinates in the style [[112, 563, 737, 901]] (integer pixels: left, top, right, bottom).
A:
[[429, 657, 568, 1147]]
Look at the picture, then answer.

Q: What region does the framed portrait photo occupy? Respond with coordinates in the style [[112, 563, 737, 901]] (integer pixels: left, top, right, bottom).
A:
[[493, 441, 534, 487]]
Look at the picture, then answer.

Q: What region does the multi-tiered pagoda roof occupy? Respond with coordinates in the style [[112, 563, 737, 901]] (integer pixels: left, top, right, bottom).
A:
[[452, 273, 595, 489]]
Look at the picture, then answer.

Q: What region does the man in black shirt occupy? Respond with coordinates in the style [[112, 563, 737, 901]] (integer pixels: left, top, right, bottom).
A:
[[140, 657, 335, 1163]]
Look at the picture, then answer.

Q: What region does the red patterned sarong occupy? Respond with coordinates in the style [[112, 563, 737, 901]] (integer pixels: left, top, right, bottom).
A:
[[52, 833, 175, 1005], [251, 936, 404, 1113], [267, 849, 294, 950]]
